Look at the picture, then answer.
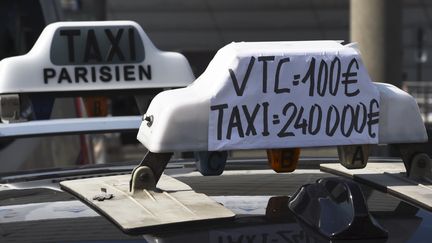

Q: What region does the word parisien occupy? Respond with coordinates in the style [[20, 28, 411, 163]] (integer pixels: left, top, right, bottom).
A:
[[211, 56, 380, 141], [43, 64, 151, 84]]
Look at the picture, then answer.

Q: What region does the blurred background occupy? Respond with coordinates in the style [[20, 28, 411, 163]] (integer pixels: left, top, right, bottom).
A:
[[0, 0, 431, 172]]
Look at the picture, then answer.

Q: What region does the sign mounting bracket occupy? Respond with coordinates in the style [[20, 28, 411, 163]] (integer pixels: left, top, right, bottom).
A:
[[129, 151, 172, 192]]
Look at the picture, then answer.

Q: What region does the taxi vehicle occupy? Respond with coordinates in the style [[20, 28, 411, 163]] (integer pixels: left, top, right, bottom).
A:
[[1, 21, 432, 243]]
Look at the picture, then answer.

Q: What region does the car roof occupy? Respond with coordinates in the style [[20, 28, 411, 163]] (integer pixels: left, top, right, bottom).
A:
[[1, 158, 431, 243]]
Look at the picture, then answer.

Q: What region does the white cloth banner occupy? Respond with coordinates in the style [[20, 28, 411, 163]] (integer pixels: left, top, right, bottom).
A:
[[209, 48, 380, 150]]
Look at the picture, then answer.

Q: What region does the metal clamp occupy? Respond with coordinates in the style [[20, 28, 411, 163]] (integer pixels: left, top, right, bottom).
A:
[[129, 151, 173, 193]]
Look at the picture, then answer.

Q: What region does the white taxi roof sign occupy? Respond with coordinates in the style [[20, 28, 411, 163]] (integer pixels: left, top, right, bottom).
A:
[[137, 41, 427, 152], [0, 21, 194, 94]]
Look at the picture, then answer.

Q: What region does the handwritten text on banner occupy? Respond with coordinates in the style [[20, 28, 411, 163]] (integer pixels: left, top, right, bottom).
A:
[[209, 53, 380, 150]]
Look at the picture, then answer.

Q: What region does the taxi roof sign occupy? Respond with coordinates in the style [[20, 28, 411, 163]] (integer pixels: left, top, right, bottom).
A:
[[0, 21, 194, 94], [137, 41, 427, 152]]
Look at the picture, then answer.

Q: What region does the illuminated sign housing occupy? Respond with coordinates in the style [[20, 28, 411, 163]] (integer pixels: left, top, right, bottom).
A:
[[0, 21, 194, 94], [137, 41, 427, 152]]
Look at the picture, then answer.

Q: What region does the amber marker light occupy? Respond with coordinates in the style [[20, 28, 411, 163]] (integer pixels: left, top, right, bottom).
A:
[[84, 96, 108, 117], [267, 148, 300, 173]]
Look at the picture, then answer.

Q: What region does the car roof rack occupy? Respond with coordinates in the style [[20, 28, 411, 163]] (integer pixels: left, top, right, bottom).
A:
[[0, 116, 141, 138]]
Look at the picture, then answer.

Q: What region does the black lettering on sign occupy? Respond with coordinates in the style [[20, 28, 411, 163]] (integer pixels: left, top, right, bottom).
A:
[[59, 29, 80, 62], [294, 106, 307, 135], [317, 60, 328, 97], [84, 30, 102, 62], [99, 66, 112, 82], [211, 104, 228, 140], [43, 68, 56, 84], [225, 55, 367, 98], [242, 104, 260, 136], [258, 56, 275, 93], [226, 106, 244, 139], [326, 105, 340, 136], [301, 57, 316, 97], [262, 102, 270, 136], [229, 56, 255, 96], [308, 104, 322, 135], [341, 105, 355, 137], [211, 54, 380, 143], [91, 67, 97, 82], [329, 57, 341, 95], [51, 26, 145, 65], [278, 102, 297, 137], [275, 58, 291, 94], [368, 98, 380, 138], [105, 29, 125, 61], [353, 102, 367, 133], [58, 68, 72, 83], [212, 100, 379, 141], [128, 28, 136, 61], [74, 67, 88, 83], [115, 66, 120, 81], [42, 64, 152, 84], [342, 58, 360, 97], [123, 65, 135, 81], [289, 56, 364, 97], [138, 65, 152, 80]]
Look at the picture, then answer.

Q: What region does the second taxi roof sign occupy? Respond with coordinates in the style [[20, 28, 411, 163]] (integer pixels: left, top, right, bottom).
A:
[[0, 21, 194, 94]]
